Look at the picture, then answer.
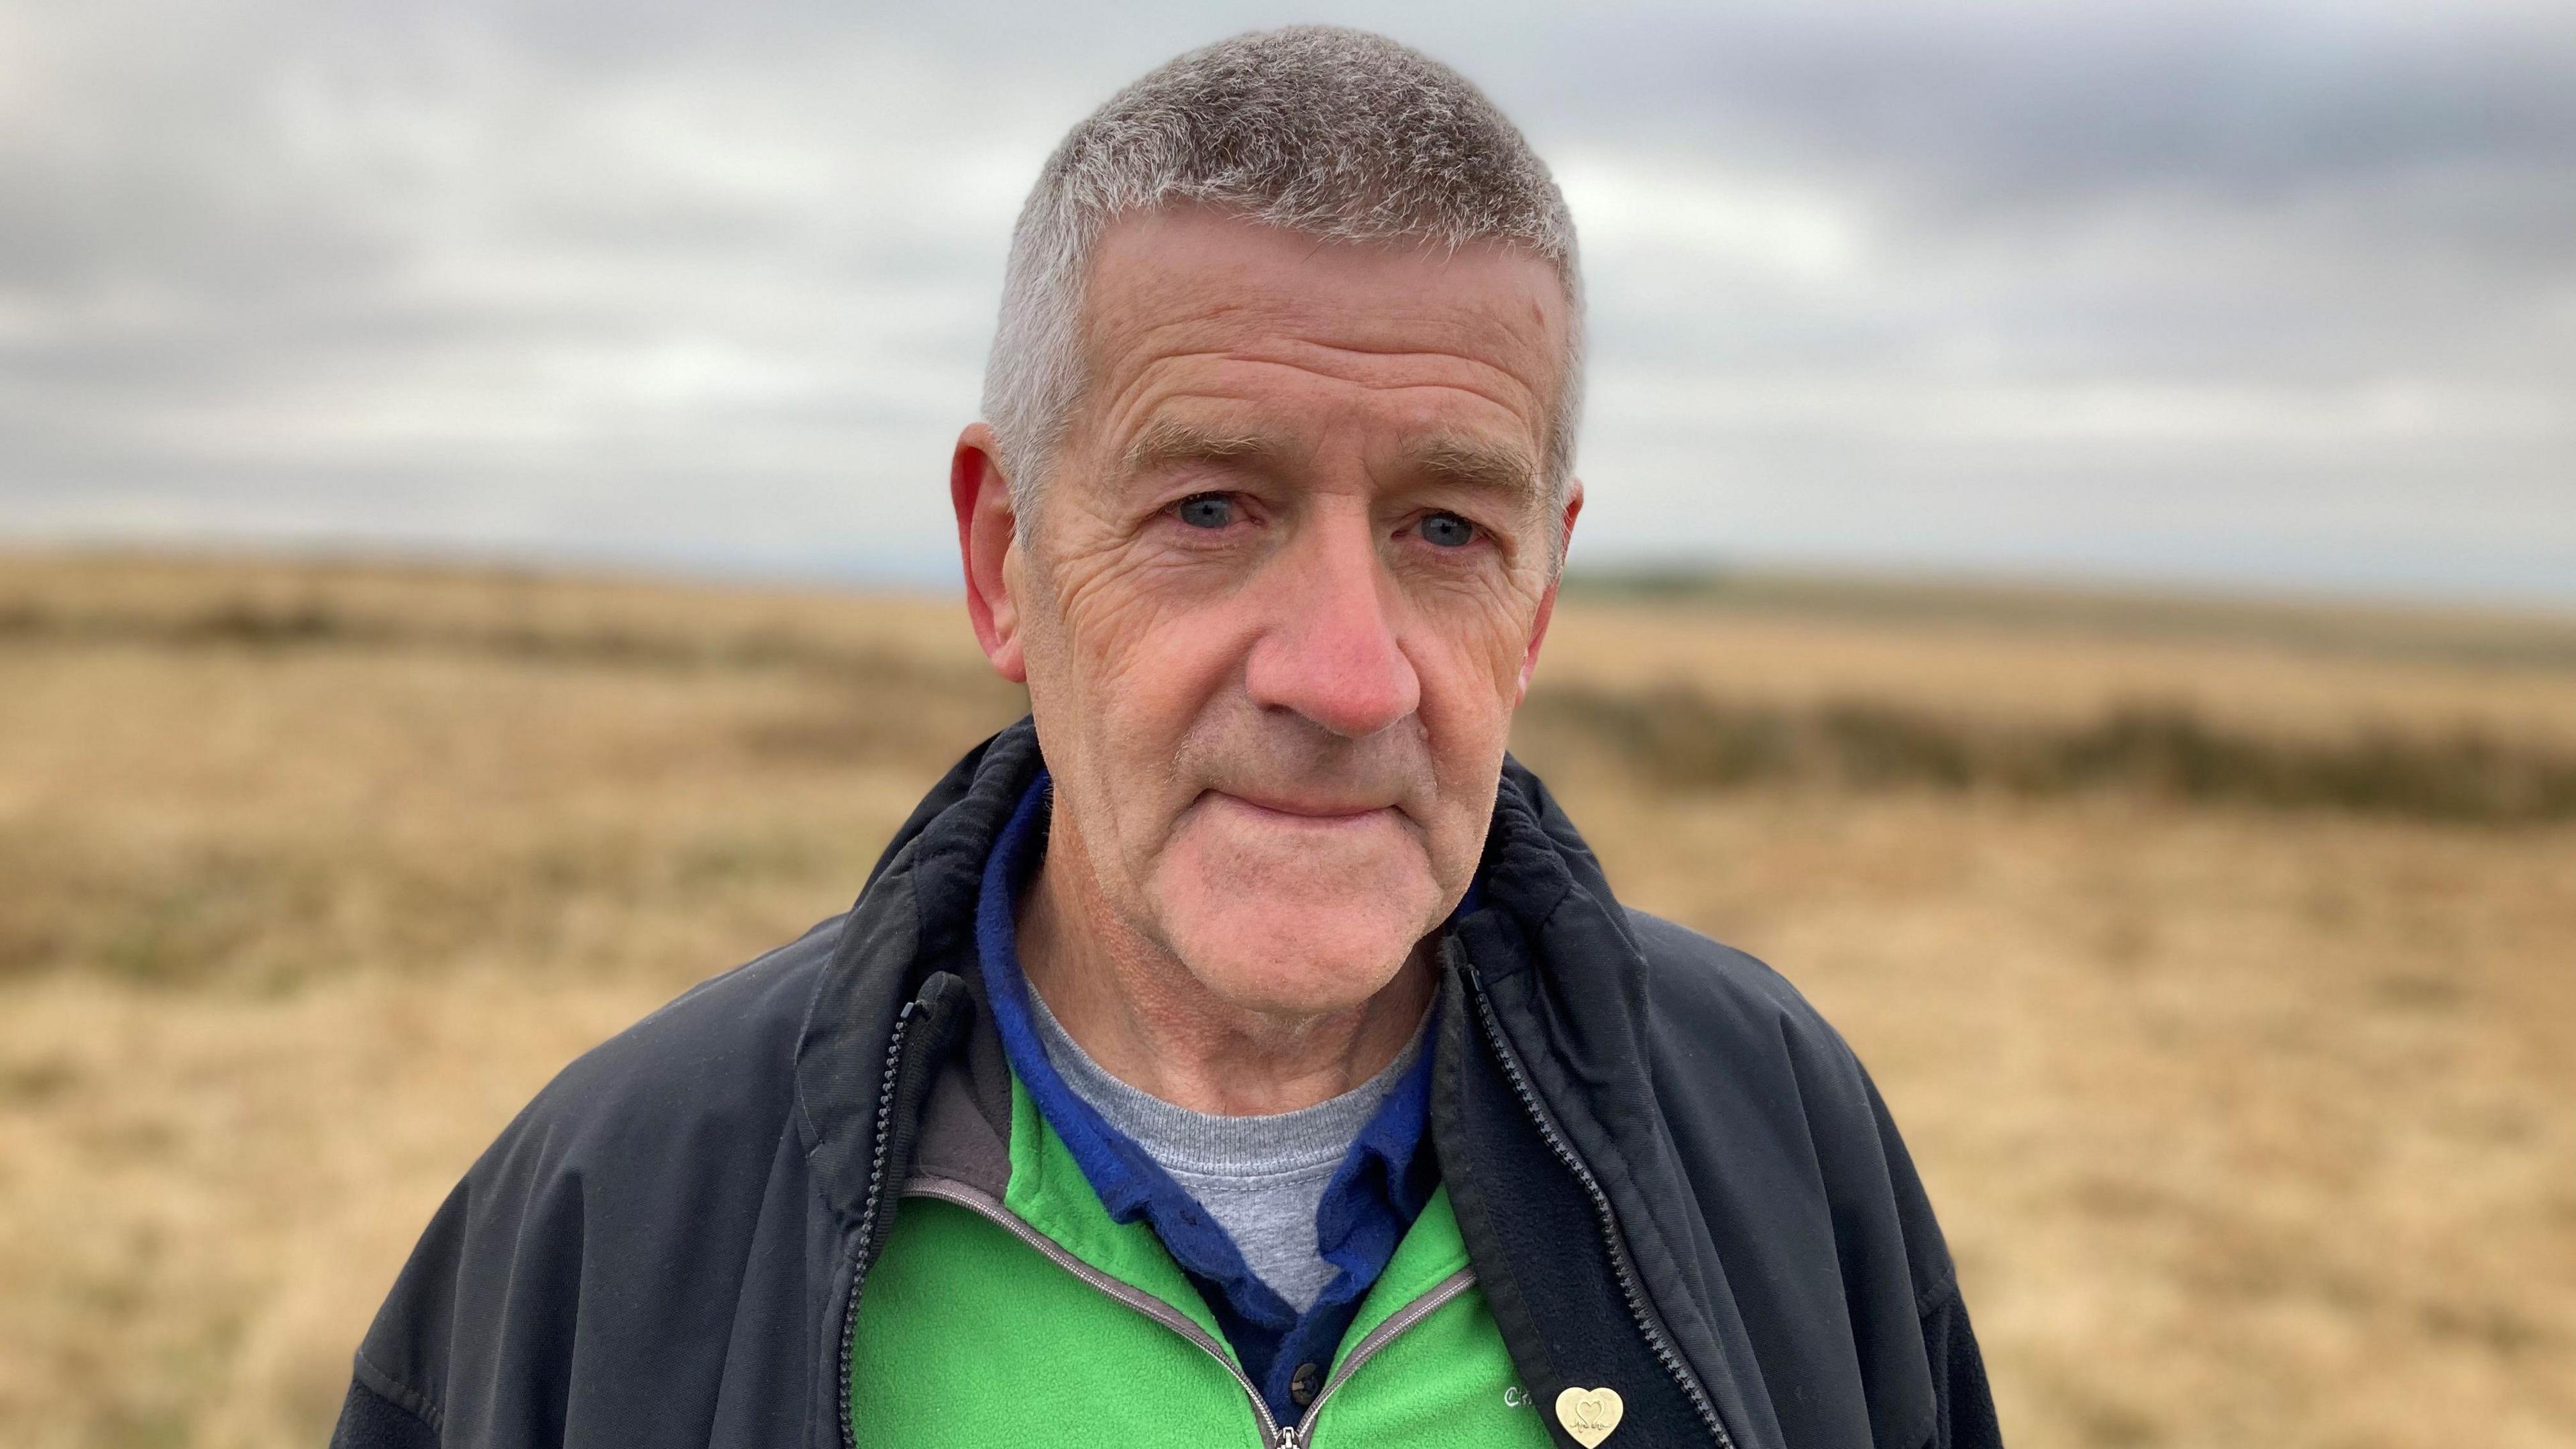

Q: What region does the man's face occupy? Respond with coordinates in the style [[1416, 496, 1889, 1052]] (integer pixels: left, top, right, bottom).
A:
[[970, 206, 1577, 1018]]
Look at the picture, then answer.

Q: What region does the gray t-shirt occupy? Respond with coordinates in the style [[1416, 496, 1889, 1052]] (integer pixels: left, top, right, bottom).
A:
[[1026, 987, 1426, 1312]]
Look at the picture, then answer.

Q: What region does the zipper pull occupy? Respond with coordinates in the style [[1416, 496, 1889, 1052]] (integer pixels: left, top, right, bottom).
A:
[[1273, 1428, 1306, 1449]]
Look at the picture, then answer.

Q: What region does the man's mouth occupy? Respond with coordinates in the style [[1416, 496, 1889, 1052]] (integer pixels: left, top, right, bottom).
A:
[[1203, 788, 1402, 825]]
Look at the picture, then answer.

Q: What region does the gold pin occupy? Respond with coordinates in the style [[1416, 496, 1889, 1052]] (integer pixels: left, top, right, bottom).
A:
[[1554, 1386, 1624, 1446]]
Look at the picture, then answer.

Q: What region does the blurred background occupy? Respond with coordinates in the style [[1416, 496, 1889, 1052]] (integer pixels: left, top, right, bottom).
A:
[[2, 3, 2571, 1447]]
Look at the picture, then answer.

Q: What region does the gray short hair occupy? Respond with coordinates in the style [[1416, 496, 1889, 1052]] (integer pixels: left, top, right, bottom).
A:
[[981, 26, 1584, 535]]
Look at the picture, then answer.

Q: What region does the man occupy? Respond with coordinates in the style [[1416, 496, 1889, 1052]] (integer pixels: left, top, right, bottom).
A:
[[334, 27, 2000, 1449]]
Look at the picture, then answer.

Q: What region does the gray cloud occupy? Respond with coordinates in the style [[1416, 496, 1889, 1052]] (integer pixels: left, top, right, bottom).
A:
[[1, 0, 2569, 602]]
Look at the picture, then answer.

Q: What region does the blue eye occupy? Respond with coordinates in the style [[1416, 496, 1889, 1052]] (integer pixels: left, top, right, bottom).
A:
[[1418, 512, 1478, 548], [1175, 494, 1236, 529]]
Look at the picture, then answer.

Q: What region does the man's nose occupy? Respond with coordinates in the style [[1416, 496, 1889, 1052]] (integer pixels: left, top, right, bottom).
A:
[[1242, 518, 1421, 740]]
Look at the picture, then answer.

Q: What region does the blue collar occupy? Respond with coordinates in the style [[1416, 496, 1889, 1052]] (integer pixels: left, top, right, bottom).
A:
[[973, 771, 1439, 1422]]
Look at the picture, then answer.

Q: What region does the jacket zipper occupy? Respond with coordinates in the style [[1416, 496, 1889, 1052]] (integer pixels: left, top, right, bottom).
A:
[[1462, 960, 1736, 1449], [837, 997, 921, 1449], [905, 1176, 1474, 1449]]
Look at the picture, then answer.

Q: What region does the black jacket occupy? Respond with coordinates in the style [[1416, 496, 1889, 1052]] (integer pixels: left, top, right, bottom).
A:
[[333, 720, 2000, 1449]]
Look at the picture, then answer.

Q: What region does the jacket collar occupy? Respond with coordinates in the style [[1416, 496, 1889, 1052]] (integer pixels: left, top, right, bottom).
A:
[[792, 718, 1046, 1236]]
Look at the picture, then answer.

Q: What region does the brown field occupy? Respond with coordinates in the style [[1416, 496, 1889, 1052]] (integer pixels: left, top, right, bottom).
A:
[[3, 550, 2573, 1449]]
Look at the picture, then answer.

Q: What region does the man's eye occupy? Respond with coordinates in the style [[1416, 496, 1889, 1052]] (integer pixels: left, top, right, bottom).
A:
[[1417, 512, 1479, 549], [1173, 494, 1236, 529]]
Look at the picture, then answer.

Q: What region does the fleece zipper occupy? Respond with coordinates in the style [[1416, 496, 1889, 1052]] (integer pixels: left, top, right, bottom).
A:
[[1267, 1265, 1479, 1448], [901, 1175, 1475, 1449]]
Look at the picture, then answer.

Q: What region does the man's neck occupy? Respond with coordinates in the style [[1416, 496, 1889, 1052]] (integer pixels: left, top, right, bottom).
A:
[[1016, 847, 1436, 1118]]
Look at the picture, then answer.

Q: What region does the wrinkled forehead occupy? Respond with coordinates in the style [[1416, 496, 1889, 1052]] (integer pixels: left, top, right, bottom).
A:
[[1073, 206, 1571, 431]]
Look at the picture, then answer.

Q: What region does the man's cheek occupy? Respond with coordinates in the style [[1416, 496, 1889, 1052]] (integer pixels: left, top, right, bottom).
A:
[[1104, 600, 1270, 730], [1417, 645, 1521, 763], [1411, 583, 1546, 702], [1059, 570, 1215, 693]]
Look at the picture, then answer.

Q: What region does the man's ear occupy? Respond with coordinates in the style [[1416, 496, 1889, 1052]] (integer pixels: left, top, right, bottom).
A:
[[952, 423, 1027, 684], [1516, 479, 1583, 703]]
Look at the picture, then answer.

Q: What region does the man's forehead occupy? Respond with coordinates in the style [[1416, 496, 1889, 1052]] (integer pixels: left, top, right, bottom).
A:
[[1081, 208, 1567, 376], [1070, 211, 1566, 498]]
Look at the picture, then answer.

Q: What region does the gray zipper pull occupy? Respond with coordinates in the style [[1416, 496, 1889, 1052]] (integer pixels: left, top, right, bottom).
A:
[[1273, 1428, 1307, 1449]]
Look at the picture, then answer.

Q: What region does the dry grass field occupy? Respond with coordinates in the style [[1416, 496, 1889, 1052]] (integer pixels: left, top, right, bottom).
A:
[[3, 550, 2572, 1449]]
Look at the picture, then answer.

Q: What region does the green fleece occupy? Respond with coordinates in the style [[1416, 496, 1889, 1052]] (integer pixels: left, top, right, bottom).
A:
[[848, 1076, 1557, 1447]]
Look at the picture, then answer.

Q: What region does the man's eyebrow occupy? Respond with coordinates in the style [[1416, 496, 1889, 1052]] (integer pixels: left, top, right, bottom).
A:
[[1120, 419, 1286, 476], [1119, 421, 1542, 504], [1408, 435, 1543, 503]]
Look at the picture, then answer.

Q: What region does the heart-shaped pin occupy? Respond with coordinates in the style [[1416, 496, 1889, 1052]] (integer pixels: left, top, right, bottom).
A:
[[1554, 1386, 1625, 1447]]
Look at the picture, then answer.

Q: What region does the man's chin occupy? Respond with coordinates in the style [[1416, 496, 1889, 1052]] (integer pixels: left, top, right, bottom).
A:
[[1150, 867, 1443, 1017]]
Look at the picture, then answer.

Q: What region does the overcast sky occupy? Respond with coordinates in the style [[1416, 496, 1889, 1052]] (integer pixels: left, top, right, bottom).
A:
[[4, 0, 2571, 606]]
